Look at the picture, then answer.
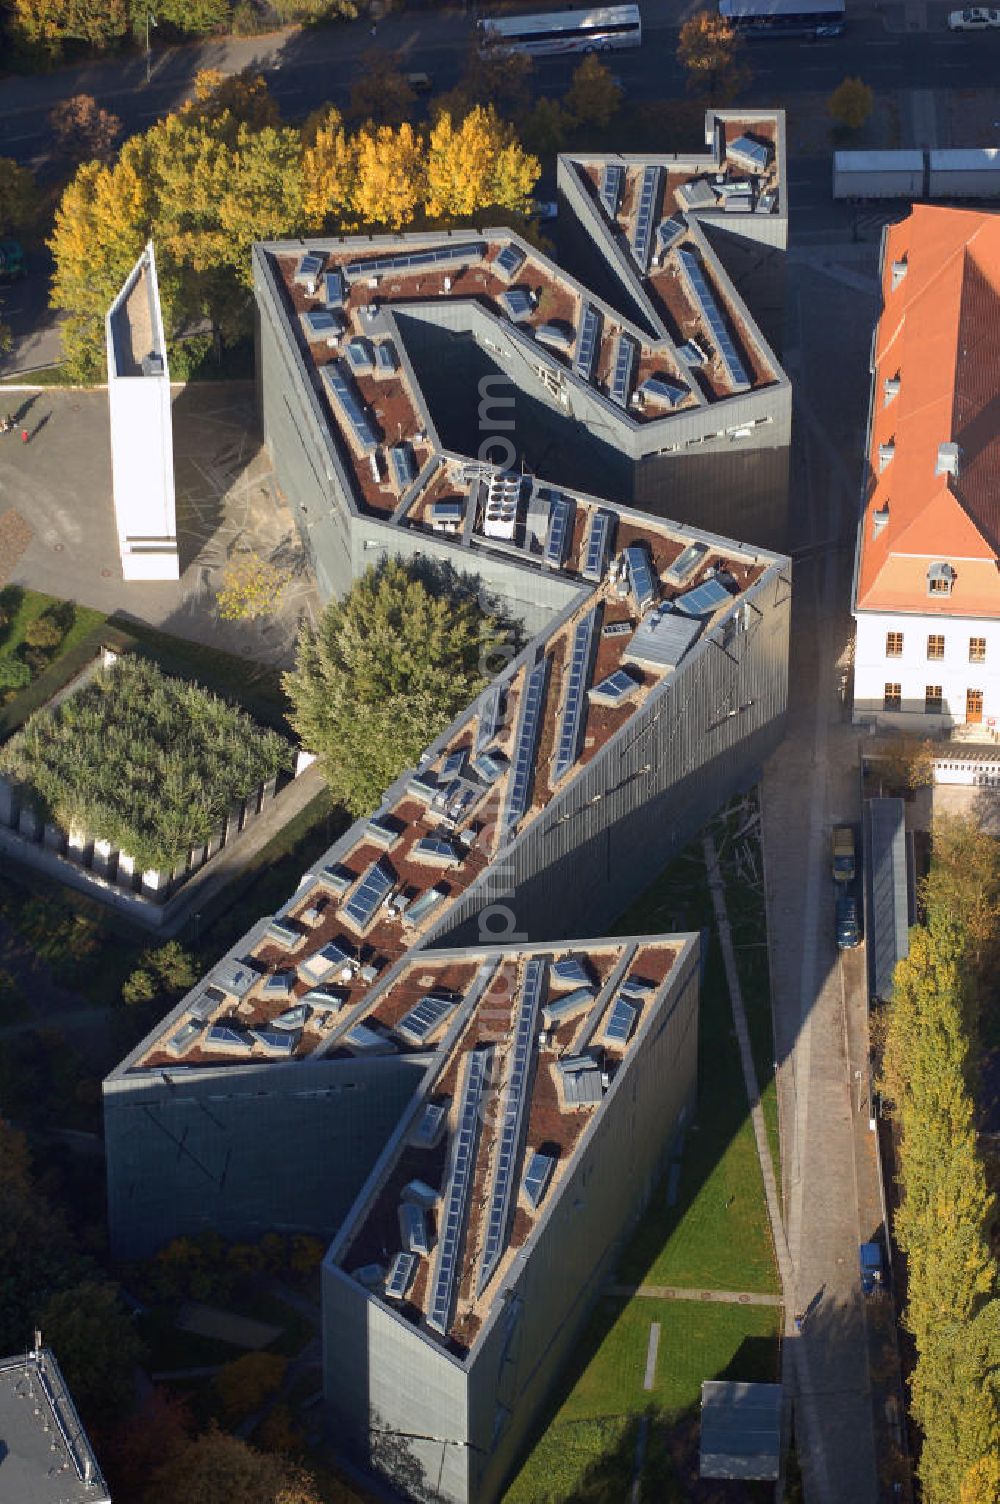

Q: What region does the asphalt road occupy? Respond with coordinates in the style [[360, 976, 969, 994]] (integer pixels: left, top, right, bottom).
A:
[[1, 6, 999, 172]]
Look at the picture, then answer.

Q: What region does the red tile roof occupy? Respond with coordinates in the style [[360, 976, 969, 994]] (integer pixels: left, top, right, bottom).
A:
[[857, 205, 1000, 617]]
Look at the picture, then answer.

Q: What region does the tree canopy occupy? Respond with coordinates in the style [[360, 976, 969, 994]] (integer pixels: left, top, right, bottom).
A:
[[283, 560, 503, 816], [49, 93, 122, 163], [0, 655, 292, 870], [827, 76, 874, 132], [564, 56, 623, 129], [3, 0, 352, 61], [677, 10, 749, 101], [39, 1281, 142, 1428], [142, 1426, 323, 1504], [49, 70, 540, 378], [882, 834, 1000, 1504]]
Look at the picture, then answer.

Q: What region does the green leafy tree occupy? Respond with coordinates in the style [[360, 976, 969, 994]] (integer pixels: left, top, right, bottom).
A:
[[268, 0, 358, 17], [521, 97, 572, 159], [284, 561, 501, 816], [152, 0, 231, 33], [565, 55, 622, 129], [39, 1281, 142, 1428], [122, 940, 197, 1004], [677, 10, 750, 101], [0, 657, 32, 698], [828, 76, 874, 132], [0, 1120, 82, 1355]]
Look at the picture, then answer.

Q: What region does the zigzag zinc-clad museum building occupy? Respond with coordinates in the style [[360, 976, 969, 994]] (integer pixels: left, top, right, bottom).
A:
[[104, 111, 793, 1504]]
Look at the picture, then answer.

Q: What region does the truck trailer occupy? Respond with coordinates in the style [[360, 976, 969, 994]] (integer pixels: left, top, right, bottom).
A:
[[927, 147, 1000, 198], [832, 151, 924, 201], [833, 146, 1000, 202]]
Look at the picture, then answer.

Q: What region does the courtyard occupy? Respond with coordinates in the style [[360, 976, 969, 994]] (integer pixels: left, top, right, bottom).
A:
[[0, 383, 318, 668]]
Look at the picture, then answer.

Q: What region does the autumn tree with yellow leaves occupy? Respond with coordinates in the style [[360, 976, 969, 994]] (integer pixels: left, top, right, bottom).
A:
[[426, 106, 537, 221], [881, 833, 1000, 1504], [353, 122, 426, 231], [49, 70, 539, 377], [50, 70, 304, 378], [677, 9, 750, 102], [302, 107, 357, 232]]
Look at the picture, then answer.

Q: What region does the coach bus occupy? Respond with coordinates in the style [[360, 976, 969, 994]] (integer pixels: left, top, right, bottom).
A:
[[477, 4, 642, 56], [718, 0, 846, 36]]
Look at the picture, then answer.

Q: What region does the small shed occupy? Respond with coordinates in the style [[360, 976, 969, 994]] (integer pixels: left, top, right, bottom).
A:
[[699, 1380, 783, 1480]]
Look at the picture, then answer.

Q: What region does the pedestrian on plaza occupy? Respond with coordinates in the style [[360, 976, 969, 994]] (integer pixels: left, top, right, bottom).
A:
[[794, 1312, 804, 1334], [20, 428, 28, 444]]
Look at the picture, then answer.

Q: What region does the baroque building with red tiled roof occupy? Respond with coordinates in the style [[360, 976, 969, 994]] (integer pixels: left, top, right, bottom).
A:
[[853, 205, 1000, 731]]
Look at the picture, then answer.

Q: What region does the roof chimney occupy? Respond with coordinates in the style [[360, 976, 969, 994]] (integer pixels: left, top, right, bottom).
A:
[[935, 442, 960, 478], [891, 256, 908, 291]]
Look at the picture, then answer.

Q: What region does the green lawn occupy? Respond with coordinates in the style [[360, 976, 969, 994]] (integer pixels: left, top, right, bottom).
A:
[[504, 794, 784, 1502], [504, 1299, 780, 1503], [612, 805, 779, 1295], [0, 588, 108, 740]]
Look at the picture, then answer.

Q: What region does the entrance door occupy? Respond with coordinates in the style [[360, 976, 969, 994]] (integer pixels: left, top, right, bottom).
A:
[[967, 688, 984, 724]]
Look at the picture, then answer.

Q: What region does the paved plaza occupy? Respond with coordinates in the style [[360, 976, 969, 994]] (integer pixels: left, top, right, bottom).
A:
[[0, 383, 319, 666]]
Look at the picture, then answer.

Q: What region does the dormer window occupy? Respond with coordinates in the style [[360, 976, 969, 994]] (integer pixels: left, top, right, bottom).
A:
[[872, 504, 890, 539], [891, 256, 908, 291], [927, 561, 956, 597], [883, 375, 900, 407], [878, 441, 895, 473]]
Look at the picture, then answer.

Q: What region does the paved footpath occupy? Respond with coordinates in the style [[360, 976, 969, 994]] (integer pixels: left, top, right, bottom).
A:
[[609, 1284, 782, 1307]]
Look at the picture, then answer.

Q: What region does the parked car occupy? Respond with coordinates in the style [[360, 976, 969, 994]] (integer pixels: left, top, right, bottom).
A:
[[948, 6, 1000, 27], [831, 825, 855, 883], [859, 1241, 884, 1296], [405, 72, 432, 93], [532, 200, 559, 222], [836, 896, 860, 949]]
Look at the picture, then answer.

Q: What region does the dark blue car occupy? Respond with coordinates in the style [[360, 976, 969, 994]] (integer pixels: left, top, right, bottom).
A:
[[836, 896, 860, 949]]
